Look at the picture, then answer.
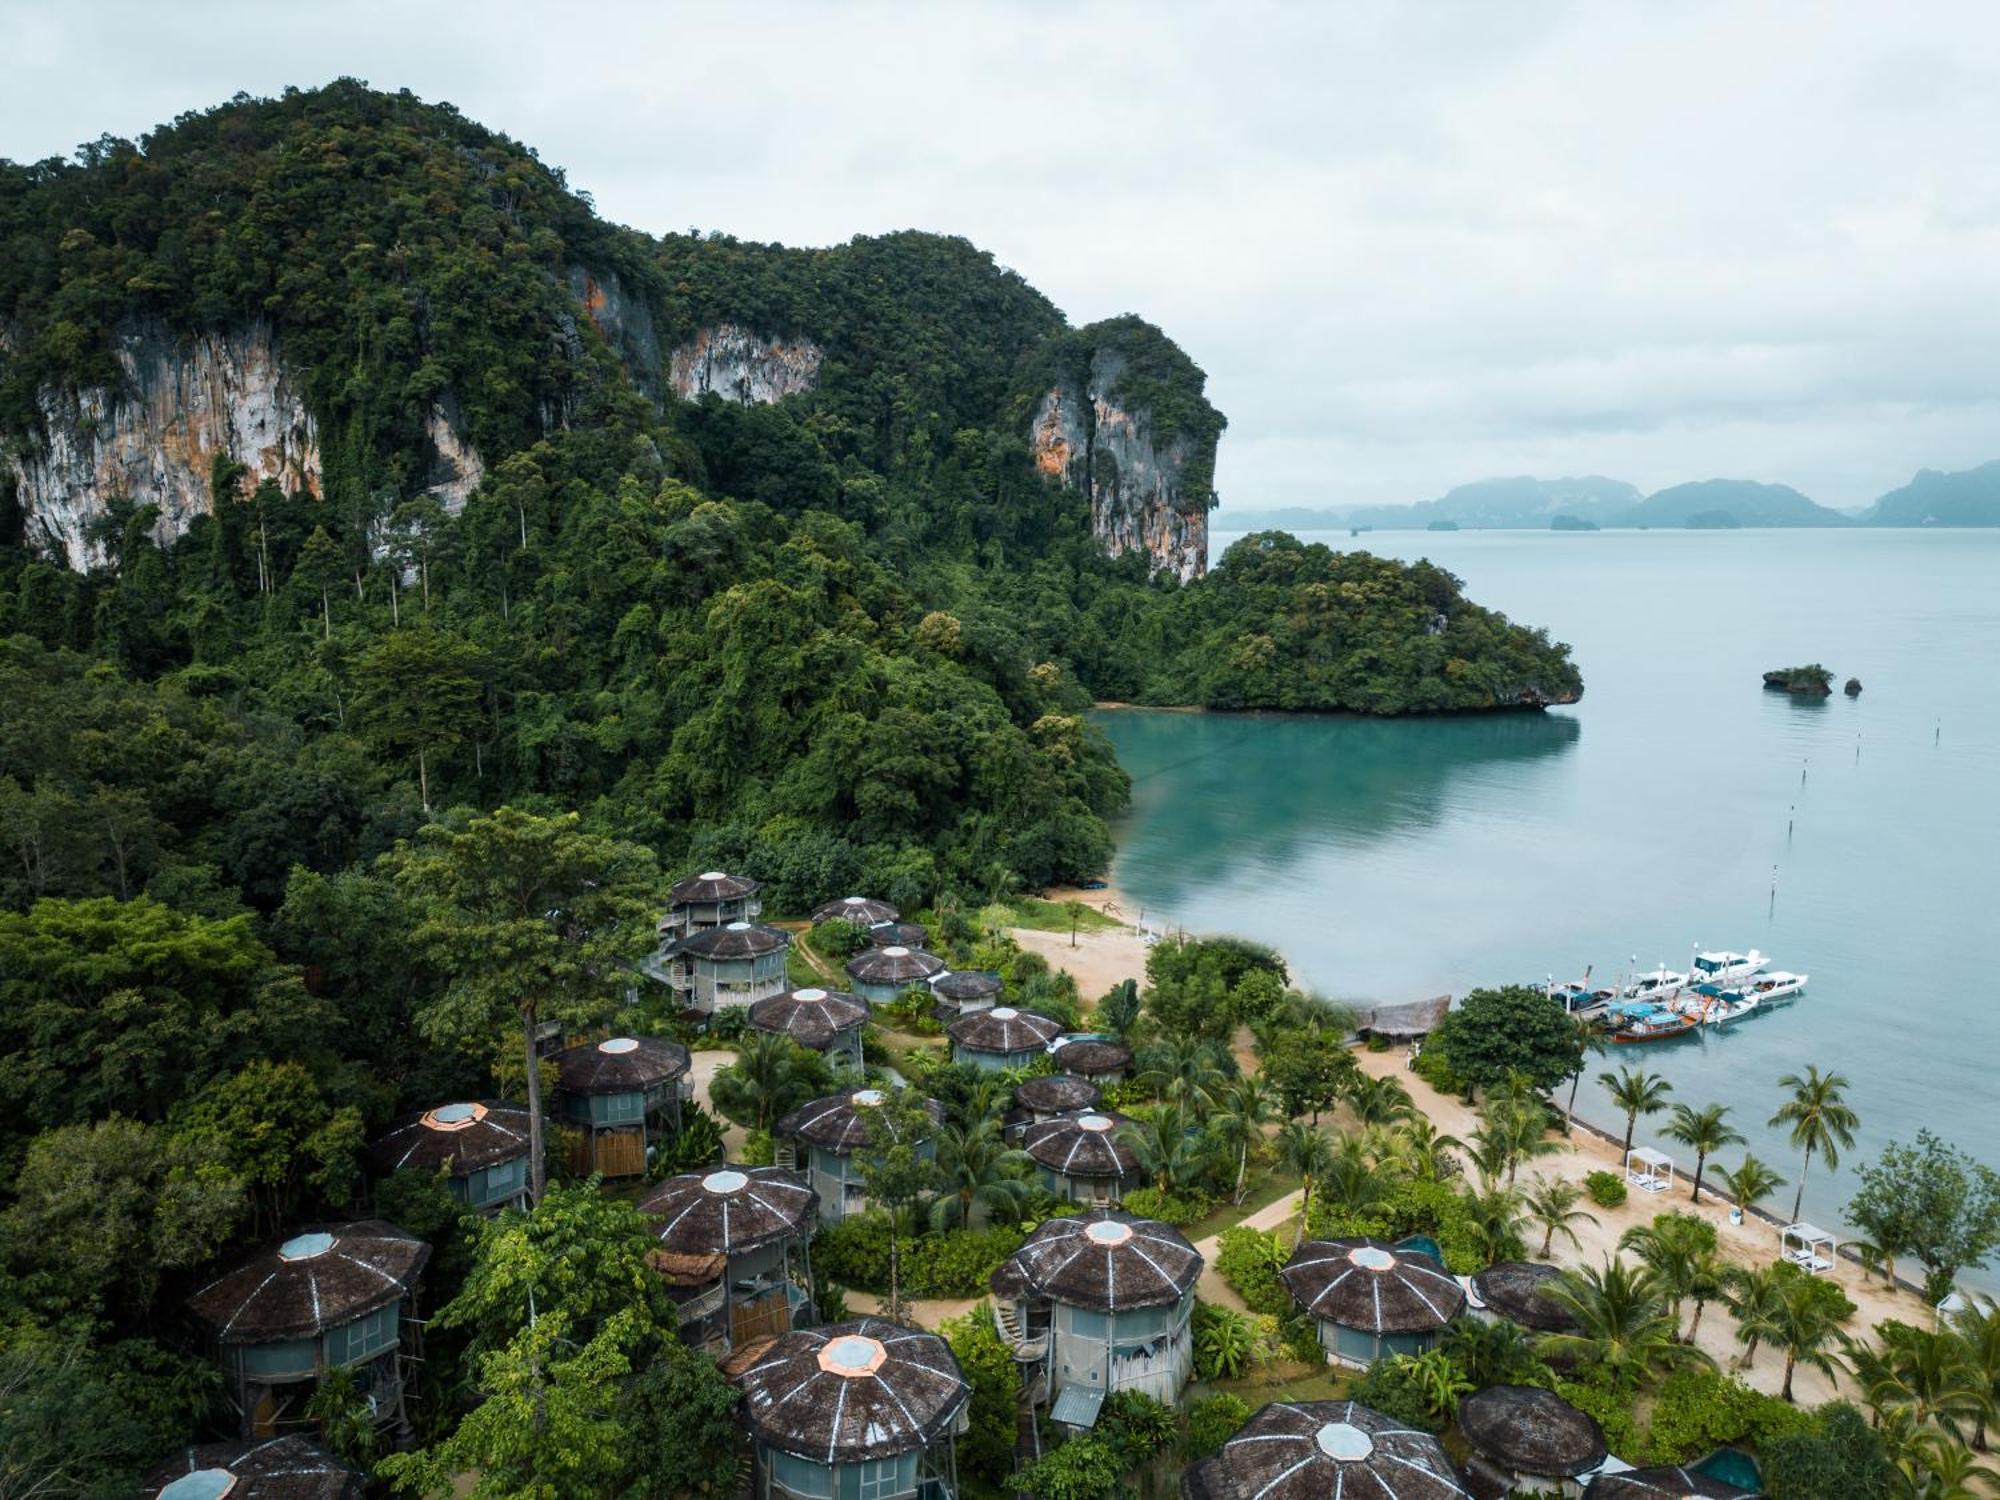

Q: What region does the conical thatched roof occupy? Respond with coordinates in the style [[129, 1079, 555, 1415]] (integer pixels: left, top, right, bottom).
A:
[[144, 1436, 362, 1499], [1184, 1399, 1472, 1500], [749, 987, 869, 1050], [554, 1035, 690, 1094], [1013, 1073, 1100, 1114], [1458, 1385, 1607, 1479], [188, 1221, 429, 1343], [732, 1318, 969, 1464], [641, 1166, 818, 1257], [993, 1209, 1200, 1310], [671, 871, 760, 903], [868, 922, 930, 949], [948, 1006, 1063, 1054], [776, 1088, 943, 1155], [365, 1101, 531, 1178], [1587, 1466, 1753, 1499], [679, 920, 790, 959], [847, 945, 945, 985], [932, 970, 1003, 1004], [1022, 1111, 1140, 1181], [1279, 1238, 1465, 1334], [812, 896, 899, 927], [1472, 1261, 1580, 1334], [1049, 1037, 1134, 1077]]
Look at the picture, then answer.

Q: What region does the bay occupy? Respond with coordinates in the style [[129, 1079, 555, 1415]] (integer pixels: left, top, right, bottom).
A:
[[1101, 527, 2000, 1264]]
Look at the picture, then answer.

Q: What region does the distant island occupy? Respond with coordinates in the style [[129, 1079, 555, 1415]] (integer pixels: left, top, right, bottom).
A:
[[1225, 462, 2000, 532]]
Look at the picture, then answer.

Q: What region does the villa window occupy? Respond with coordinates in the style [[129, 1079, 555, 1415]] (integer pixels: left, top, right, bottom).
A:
[[771, 1451, 832, 1499]]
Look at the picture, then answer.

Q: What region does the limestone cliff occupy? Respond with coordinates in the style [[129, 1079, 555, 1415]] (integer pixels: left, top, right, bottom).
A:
[[568, 264, 663, 397], [668, 323, 823, 405]]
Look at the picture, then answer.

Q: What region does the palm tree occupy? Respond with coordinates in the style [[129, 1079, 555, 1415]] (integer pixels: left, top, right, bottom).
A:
[[1540, 1258, 1710, 1387], [928, 1116, 1033, 1230], [1563, 1013, 1609, 1136], [1464, 1184, 1528, 1266], [1619, 1214, 1714, 1338], [1137, 1037, 1231, 1110], [1846, 1322, 1986, 1440], [1476, 1093, 1560, 1187], [1887, 1421, 2000, 1500], [1599, 1065, 1674, 1155], [1722, 1263, 1786, 1369], [1947, 1296, 2000, 1450], [1390, 1115, 1463, 1183], [1713, 1154, 1786, 1220], [1118, 1101, 1209, 1194], [1662, 1102, 1746, 1205], [1440, 1316, 1546, 1389], [1345, 1073, 1416, 1129], [1275, 1121, 1337, 1247], [1209, 1075, 1276, 1203], [1524, 1174, 1597, 1258], [1318, 1135, 1388, 1221], [1769, 1065, 1859, 1222], [1385, 1349, 1473, 1422], [1769, 1268, 1849, 1401], [708, 1032, 804, 1132]]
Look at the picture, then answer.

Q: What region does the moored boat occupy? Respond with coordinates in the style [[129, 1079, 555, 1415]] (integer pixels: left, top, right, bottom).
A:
[[1603, 1001, 1698, 1043], [1621, 965, 1689, 1002], [1690, 948, 1767, 986]]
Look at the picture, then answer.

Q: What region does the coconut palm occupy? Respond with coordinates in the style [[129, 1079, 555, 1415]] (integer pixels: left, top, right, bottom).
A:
[[1275, 1121, 1337, 1247], [1209, 1075, 1277, 1203], [1390, 1115, 1463, 1183], [1118, 1100, 1209, 1195], [1540, 1258, 1710, 1387], [1475, 1093, 1561, 1187], [1662, 1102, 1745, 1205], [1947, 1296, 2000, 1450], [709, 1031, 814, 1131], [1886, 1421, 1999, 1500], [1385, 1349, 1473, 1421], [928, 1116, 1033, 1230], [1766, 1266, 1851, 1401], [1845, 1322, 1986, 1439], [1524, 1174, 1597, 1258], [1599, 1065, 1674, 1155], [1439, 1316, 1547, 1389], [1463, 1184, 1529, 1266], [1345, 1073, 1416, 1129], [1318, 1135, 1388, 1221], [1713, 1154, 1786, 1220], [1769, 1065, 1860, 1222], [1721, 1262, 1786, 1369], [1562, 1012, 1609, 1136], [1137, 1037, 1232, 1110], [1619, 1213, 1716, 1338]]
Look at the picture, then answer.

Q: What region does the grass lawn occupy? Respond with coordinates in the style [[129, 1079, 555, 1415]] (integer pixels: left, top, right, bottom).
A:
[[983, 897, 1123, 934], [1194, 1362, 1353, 1410], [1183, 1170, 1302, 1243]]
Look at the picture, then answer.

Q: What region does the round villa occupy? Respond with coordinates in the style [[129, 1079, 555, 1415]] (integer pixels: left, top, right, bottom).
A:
[[365, 1101, 532, 1214], [775, 1088, 942, 1223], [1047, 1034, 1134, 1084], [1587, 1467, 1755, 1499], [990, 1209, 1201, 1426], [554, 1035, 692, 1178], [1183, 1400, 1472, 1500], [188, 1220, 429, 1438], [730, 1318, 970, 1500], [641, 1165, 818, 1353], [749, 986, 869, 1070], [929, 969, 1002, 1022], [1458, 1385, 1609, 1498], [1009, 1074, 1100, 1137], [1470, 1261, 1582, 1335], [661, 870, 762, 940], [144, 1437, 361, 1500], [869, 921, 931, 950], [1279, 1237, 1464, 1368], [811, 895, 899, 928], [1022, 1111, 1140, 1206], [665, 920, 793, 1015], [846, 944, 946, 1008], [948, 1006, 1063, 1071]]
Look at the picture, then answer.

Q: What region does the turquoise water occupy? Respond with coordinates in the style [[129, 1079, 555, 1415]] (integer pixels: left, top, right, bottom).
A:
[[1102, 528, 2000, 1255]]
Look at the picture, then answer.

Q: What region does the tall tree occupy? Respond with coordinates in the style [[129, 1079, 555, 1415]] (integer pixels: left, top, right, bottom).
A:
[[1770, 1066, 1860, 1223], [355, 627, 490, 813], [1848, 1131, 2000, 1302], [1274, 1121, 1337, 1247], [1662, 1102, 1745, 1205], [929, 1116, 1032, 1230], [1714, 1154, 1786, 1220], [854, 1087, 943, 1318], [1430, 984, 1584, 1096], [1523, 1174, 1597, 1258], [1599, 1065, 1673, 1155]]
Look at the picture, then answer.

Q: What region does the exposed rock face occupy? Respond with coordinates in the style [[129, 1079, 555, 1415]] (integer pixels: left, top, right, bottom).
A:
[[668, 323, 822, 405], [8, 321, 320, 567], [568, 264, 662, 396], [421, 396, 486, 512], [1029, 348, 1211, 581]]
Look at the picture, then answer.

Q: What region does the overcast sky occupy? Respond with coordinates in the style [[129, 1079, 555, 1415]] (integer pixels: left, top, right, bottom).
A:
[[6, 1, 1999, 510]]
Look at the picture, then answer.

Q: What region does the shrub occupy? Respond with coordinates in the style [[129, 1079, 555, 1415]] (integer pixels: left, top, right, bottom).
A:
[[904, 1226, 1027, 1298], [814, 918, 870, 959], [1018, 1436, 1123, 1500], [1639, 1368, 1808, 1464], [812, 1214, 892, 1290], [816, 1283, 850, 1322], [1365, 1033, 1390, 1053], [1121, 1186, 1210, 1226], [740, 1128, 775, 1166], [1278, 1312, 1325, 1366], [1584, 1169, 1627, 1208], [1181, 1393, 1251, 1459], [1760, 1402, 1892, 1500], [1306, 1178, 1488, 1274], [1411, 1046, 1466, 1096], [1214, 1227, 1292, 1316], [1193, 1302, 1257, 1380], [1553, 1376, 1639, 1459], [651, 1103, 724, 1177], [1098, 1391, 1177, 1461], [939, 1307, 1019, 1484], [1347, 1357, 1446, 1432]]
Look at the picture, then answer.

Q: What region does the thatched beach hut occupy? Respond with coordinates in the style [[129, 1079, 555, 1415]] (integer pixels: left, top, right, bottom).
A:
[[774, 1088, 942, 1223], [1008, 1074, 1100, 1137], [662, 870, 763, 941], [846, 944, 946, 1008], [1458, 1385, 1609, 1498], [665, 921, 793, 1014], [1181, 1399, 1471, 1500], [811, 895, 899, 928], [948, 1006, 1063, 1071], [641, 1165, 818, 1352], [990, 1209, 1201, 1424], [749, 986, 869, 1070], [1586, 1466, 1753, 1498], [187, 1220, 429, 1438], [365, 1101, 532, 1213], [731, 1318, 971, 1500], [144, 1437, 362, 1499], [1047, 1035, 1134, 1084], [554, 1035, 692, 1178], [1470, 1261, 1582, 1334], [929, 969, 1003, 1022], [1022, 1111, 1140, 1206], [1279, 1237, 1464, 1367]]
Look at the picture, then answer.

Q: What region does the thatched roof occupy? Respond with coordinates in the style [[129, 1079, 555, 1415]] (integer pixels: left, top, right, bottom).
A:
[[994, 1209, 1200, 1310], [188, 1221, 429, 1344], [648, 1249, 729, 1285], [1279, 1238, 1465, 1334], [732, 1318, 969, 1464], [144, 1436, 361, 1499], [776, 1089, 943, 1155], [1013, 1074, 1100, 1114], [640, 1166, 817, 1257], [948, 1006, 1063, 1054], [812, 896, 899, 927], [748, 987, 869, 1049], [680, 921, 790, 960], [1022, 1112, 1140, 1181], [1472, 1262, 1580, 1334], [671, 871, 760, 903], [365, 1101, 531, 1178], [554, 1035, 690, 1094], [1457, 1385, 1607, 1478], [1353, 995, 1451, 1039], [1050, 1037, 1134, 1076], [847, 945, 945, 985], [1586, 1466, 1753, 1498], [932, 969, 1003, 1004], [1186, 1400, 1472, 1500], [868, 922, 930, 949]]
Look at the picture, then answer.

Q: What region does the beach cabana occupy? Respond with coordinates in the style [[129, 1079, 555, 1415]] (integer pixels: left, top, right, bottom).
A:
[[731, 1318, 970, 1500], [846, 945, 946, 1008], [188, 1221, 429, 1439], [930, 969, 1003, 1022], [144, 1437, 362, 1499], [1458, 1385, 1609, 1498], [1586, 1465, 1753, 1498], [1181, 1399, 1472, 1500], [1022, 1111, 1140, 1206], [1780, 1223, 1837, 1274], [948, 1006, 1064, 1071], [1048, 1035, 1135, 1084], [811, 895, 899, 928], [1625, 1147, 1674, 1194], [554, 1035, 692, 1178], [868, 921, 931, 949], [749, 986, 868, 1070], [665, 921, 793, 1014], [990, 1209, 1201, 1421], [1352, 995, 1452, 1043], [641, 1165, 818, 1352], [1279, 1237, 1464, 1368], [1470, 1261, 1581, 1334], [774, 1088, 942, 1223], [661, 871, 762, 941], [364, 1101, 532, 1213], [1008, 1074, 1101, 1138]]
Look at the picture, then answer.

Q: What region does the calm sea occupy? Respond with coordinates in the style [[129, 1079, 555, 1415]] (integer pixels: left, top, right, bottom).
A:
[[1101, 527, 2000, 1256]]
